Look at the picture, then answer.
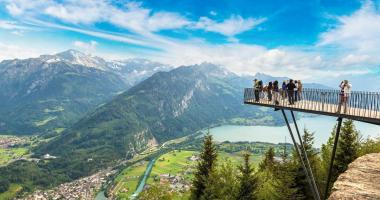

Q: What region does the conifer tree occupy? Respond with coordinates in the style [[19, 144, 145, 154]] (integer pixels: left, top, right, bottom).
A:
[[321, 120, 359, 196], [259, 147, 275, 172], [290, 129, 322, 200], [203, 160, 239, 200], [334, 120, 359, 174], [190, 133, 218, 200], [237, 152, 257, 200], [274, 160, 298, 200]]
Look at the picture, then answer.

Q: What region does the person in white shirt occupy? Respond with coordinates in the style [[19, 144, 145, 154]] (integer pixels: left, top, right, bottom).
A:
[[337, 80, 352, 113]]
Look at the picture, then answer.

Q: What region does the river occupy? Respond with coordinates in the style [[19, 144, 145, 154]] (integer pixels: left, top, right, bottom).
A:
[[130, 159, 156, 199], [94, 190, 107, 200], [209, 115, 380, 147]]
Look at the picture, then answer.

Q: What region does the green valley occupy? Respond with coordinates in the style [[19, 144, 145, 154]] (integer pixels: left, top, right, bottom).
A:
[[107, 134, 292, 200]]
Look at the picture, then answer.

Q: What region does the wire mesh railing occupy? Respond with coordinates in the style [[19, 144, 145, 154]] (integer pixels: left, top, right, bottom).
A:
[[244, 88, 380, 119]]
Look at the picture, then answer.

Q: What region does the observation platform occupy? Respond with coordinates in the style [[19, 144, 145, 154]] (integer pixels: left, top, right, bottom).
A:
[[244, 88, 380, 125]]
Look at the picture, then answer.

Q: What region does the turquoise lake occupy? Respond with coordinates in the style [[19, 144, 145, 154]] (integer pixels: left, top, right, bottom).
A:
[[210, 115, 380, 147]]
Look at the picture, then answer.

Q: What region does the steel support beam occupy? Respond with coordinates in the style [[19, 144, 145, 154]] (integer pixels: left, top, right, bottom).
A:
[[290, 111, 321, 200], [323, 117, 343, 199], [281, 109, 320, 200]]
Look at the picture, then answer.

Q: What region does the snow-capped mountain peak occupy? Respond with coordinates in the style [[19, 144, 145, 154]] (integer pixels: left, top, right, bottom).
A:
[[52, 49, 107, 70]]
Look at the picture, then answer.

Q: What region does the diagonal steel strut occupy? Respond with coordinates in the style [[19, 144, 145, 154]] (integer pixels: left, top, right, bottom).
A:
[[290, 110, 321, 200], [281, 109, 320, 200], [324, 117, 343, 199]]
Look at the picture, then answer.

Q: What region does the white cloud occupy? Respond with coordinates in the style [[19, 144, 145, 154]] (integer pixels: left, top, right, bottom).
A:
[[147, 12, 190, 32], [26, 19, 151, 46], [6, 0, 190, 34], [0, 42, 43, 60], [44, 0, 106, 24], [148, 40, 368, 80], [3, 0, 259, 38], [1, 0, 378, 84], [0, 20, 32, 30], [5, 0, 53, 16], [193, 15, 265, 37], [319, 0, 380, 65], [73, 40, 98, 53]]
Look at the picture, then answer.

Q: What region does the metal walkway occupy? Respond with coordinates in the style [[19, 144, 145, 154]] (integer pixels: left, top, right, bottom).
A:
[[243, 87, 380, 200], [244, 88, 380, 125]]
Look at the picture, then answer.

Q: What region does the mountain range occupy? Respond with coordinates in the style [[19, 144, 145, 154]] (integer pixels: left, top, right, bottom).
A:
[[0, 50, 171, 134], [35, 63, 281, 166]]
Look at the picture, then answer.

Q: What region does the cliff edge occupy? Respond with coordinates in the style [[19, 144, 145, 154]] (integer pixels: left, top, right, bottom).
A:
[[329, 153, 380, 200]]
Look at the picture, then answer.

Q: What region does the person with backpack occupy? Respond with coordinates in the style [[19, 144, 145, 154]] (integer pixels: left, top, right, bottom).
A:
[[286, 79, 296, 105]]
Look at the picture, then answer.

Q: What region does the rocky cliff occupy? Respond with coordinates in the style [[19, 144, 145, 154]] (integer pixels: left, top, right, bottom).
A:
[[329, 153, 380, 200]]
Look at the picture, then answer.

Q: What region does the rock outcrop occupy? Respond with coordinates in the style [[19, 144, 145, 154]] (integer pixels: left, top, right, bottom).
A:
[[329, 153, 380, 200]]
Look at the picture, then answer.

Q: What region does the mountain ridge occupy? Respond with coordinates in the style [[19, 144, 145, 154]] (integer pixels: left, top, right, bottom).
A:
[[0, 50, 171, 134], [35, 63, 282, 167]]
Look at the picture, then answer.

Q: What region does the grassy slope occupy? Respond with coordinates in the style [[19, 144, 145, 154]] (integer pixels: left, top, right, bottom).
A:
[[147, 150, 197, 184], [0, 148, 29, 166], [0, 184, 22, 200]]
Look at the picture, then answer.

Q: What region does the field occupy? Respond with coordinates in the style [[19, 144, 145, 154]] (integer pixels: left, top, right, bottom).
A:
[[147, 150, 197, 184], [0, 184, 22, 200], [34, 116, 57, 127], [219, 151, 262, 167], [0, 147, 29, 166], [112, 161, 149, 199]]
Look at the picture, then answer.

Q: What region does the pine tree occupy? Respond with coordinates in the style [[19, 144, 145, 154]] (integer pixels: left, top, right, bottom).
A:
[[290, 129, 322, 200], [190, 133, 218, 200], [321, 120, 359, 196], [237, 152, 257, 200], [203, 160, 239, 200], [259, 147, 275, 172], [280, 142, 288, 162], [256, 147, 277, 199], [273, 160, 298, 200], [333, 120, 359, 180]]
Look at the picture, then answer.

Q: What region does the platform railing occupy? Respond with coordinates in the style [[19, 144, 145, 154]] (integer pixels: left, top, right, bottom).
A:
[[244, 88, 380, 119]]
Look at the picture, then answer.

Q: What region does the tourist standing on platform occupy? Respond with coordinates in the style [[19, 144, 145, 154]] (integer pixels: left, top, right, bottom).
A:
[[294, 80, 299, 102], [298, 80, 303, 100], [273, 80, 280, 105], [281, 81, 287, 99], [287, 79, 296, 105], [253, 79, 260, 102], [338, 80, 352, 113], [267, 81, 273, 101], [258, 80, 264, 100]]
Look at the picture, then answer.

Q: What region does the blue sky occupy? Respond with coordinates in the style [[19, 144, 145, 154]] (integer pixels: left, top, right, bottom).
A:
[[0, 0, 379, 85]]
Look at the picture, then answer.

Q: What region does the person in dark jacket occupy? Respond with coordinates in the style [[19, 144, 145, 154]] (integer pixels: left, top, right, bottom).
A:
[[258, 80, 264, 100], [273, 80, 279, 105], [287, 79, 296, 105], [267, 81, 273, 101], [281, 81, 287, 99], [253, 79, 260, 102]]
